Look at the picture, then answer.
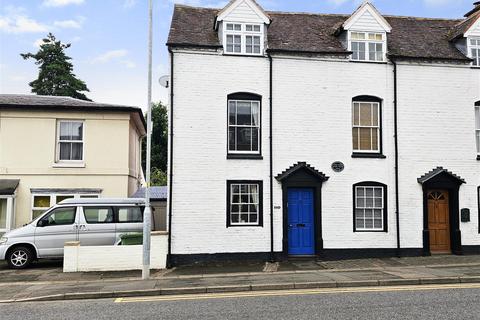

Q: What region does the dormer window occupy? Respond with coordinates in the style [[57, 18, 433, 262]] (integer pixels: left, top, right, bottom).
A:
[[470, 38, 480, 66], [223, 22, 264, 55], [349, 31, 386, 62]]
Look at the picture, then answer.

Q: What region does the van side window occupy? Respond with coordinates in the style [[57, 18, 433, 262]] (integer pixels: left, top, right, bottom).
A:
[[83, 207, 114, 224], [117, 207, 143, 223], [40, 207, 76, 226]]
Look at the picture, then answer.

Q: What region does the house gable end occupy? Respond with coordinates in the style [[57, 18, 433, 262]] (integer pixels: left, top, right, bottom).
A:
[[216, 0, 270, 25], [343, 2, 392, 33], [465, 14, 480, 37]]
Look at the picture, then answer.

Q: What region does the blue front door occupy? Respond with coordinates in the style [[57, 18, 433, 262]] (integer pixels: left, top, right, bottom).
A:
[[287, 188, 315, 255]]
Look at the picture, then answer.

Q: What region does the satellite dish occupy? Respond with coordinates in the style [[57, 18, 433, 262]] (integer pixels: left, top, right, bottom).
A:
[[159, 75, 170, 88]]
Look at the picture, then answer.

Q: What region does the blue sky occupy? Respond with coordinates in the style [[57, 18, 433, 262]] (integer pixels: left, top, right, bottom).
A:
[[0, 0, 476, 109]]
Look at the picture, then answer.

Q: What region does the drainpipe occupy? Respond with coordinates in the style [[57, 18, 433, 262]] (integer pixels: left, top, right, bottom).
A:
[[268, 53, 274, 262], [392, 59, 401, 257], [166, 48, 174, 268]]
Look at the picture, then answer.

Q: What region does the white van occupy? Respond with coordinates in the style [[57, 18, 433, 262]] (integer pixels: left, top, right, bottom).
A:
[[0, 198, 145, 269]]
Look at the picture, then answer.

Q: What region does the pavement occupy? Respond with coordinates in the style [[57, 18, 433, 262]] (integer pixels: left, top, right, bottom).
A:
[[3, 255, 480, 303]]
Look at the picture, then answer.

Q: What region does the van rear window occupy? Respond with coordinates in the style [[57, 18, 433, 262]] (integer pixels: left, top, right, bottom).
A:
[[117, 207, 143, 223]]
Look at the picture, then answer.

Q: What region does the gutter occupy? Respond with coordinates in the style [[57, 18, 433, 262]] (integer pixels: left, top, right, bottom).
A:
[[166, 48, 174, 268], [392, 59, 401, 257], [268, 53, 274, 262]]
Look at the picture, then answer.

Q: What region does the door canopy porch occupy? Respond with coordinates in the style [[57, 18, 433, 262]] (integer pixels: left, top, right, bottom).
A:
[[276, 162, 329, 183], [417, 167, 465, 186]]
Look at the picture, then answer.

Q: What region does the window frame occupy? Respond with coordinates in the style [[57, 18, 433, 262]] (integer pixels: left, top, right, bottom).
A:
[[352, 181, 388, 233], [31, 193, 100, 221], [82, 206, 115, 224], [0, 196, 14, 234], [468, 37, 480, 67], [227, 92, 262, 159], [348, 31, 387, 63], [223, 22, 264, 56], [56, 119, 85, 163], [37, 206, 77, 227], [475, 102, 480, 158], [115, 206, 145, 224], [226, 180, 263, 227], [352, 96, 384, 158]]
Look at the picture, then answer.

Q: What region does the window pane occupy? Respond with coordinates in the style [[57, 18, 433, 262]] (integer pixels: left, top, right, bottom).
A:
[[226, 24, 233, 31], [251, 128, 259, 151], [56, 195, 74, 204], [33, 210, 46, 220], [358, 42, 366, 60], [34, 196, 51, 208], [476, 131, 480, 153], [117, 207, 143, 223], [246, 25, 252, 31], [43, 207, 76, 226], [251, 102, 259, 126], [84, 207, 114, 224], [237, 102, 252, 125], [60, 122, 71, 140], [229, 102, 236, 125], [475, 107, 480, 130], [234, 24, 241, 31], [71, 143, 83, 160], [359, 128, 372, 150], [229, 127, 236, 151], [353, 103, 360, 125], [359, 103, 373, 126], [371, 128, 379, 151], [372, 104, 379, 126], [236, 127, 252, 151], [352, 127, 359, 150], [59, 142, 71, 160], [70, 122, 83, 141], [0, 199, 7, 229]]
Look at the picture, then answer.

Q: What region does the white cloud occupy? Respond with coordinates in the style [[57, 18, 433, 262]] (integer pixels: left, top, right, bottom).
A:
[[92, 50, 136, 68], [170, 0, 229, 8], [33, 38, 44, 47], [123, 0, 137, 9], [43, 0, 84, 7], [0, 15, 49, 33], [53, 17, 85, 29], [93, 49, 129, 63]]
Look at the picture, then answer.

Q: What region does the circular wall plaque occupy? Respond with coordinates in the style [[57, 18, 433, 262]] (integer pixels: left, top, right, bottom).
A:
[[331, 161, 345, 173]]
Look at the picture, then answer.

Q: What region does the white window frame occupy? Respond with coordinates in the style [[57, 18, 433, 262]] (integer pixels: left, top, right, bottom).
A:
[[56, 120, 85, 163], [352, 101, 381, 153], [468, 37, 480, 67], [354, 185, 385, 231], [31, 193, 99, 221], [0, 196, 15, 234], [228, 182, 261, 226], [476, 105, 480, 155], [223, 22, 264, 56], [348, 31, 386, 62], [228, 99, 261, 155]]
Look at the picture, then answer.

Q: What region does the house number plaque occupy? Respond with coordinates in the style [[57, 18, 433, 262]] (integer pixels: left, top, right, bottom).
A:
[[331, 161, 345, 173]]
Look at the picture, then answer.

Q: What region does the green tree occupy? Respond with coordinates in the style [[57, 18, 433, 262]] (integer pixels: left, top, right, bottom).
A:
[[143, 101, 168, 186], [21, 33, 91, 101]]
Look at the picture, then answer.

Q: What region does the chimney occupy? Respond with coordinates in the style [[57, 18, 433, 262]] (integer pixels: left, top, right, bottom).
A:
[[465, 1, 480, 18]]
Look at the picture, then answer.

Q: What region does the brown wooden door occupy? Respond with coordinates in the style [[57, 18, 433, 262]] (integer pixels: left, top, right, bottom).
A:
[[427, 190, 451, 254]]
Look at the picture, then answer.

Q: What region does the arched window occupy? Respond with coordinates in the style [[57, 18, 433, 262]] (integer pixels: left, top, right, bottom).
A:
[[227, 92, 262, 159], [352, 95, 384, 158], [353, 181, 388, 232]]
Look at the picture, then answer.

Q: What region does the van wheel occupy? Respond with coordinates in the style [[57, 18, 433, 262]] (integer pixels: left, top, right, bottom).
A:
[[7, 246, 33, 269]]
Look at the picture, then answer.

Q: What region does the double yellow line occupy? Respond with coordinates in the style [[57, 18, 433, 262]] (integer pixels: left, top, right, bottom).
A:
[[115, 283, 480, 304]]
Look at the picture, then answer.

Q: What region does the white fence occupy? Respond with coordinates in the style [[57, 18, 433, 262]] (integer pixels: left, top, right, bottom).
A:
[[63, 231, 168, 272]]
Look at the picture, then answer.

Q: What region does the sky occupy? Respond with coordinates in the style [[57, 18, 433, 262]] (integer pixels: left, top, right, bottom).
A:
[[0, 0, 477, 109]]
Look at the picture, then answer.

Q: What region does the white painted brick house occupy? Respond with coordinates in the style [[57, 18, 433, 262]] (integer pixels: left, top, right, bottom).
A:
[[166, 0, 480, 265]]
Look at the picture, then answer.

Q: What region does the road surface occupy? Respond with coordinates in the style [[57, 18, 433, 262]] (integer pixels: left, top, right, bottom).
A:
[[2, 283, 480, 320]]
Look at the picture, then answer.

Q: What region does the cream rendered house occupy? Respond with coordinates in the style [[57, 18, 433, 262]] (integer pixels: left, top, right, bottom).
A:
[[0, 94, 146, 234]]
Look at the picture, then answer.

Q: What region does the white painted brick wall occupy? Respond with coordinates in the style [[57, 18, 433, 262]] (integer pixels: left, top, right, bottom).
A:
[[170, 50, 480, 255]]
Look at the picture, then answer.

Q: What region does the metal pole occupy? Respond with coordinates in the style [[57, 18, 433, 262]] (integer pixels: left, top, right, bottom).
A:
[[142, 0, 153, 280]]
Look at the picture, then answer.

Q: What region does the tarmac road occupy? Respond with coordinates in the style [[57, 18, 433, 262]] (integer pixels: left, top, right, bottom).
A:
[[2, 284, 480, 320]]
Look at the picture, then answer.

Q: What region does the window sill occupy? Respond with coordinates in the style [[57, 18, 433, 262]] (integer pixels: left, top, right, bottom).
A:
[[227, 154, 263, 160], [222, 53, 266, 58], [352, 153, 386, 159], [354, 230, 388, 233], [227, 224, 263, 228], [52, 162, 86, 168], [349, 60, 388, 64]]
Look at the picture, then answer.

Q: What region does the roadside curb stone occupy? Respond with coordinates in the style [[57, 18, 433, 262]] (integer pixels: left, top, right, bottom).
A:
[[206, 285, 251, 293]]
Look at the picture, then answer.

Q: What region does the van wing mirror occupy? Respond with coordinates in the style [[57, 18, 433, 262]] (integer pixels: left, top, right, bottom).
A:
[[37, 220, 47, 227]]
